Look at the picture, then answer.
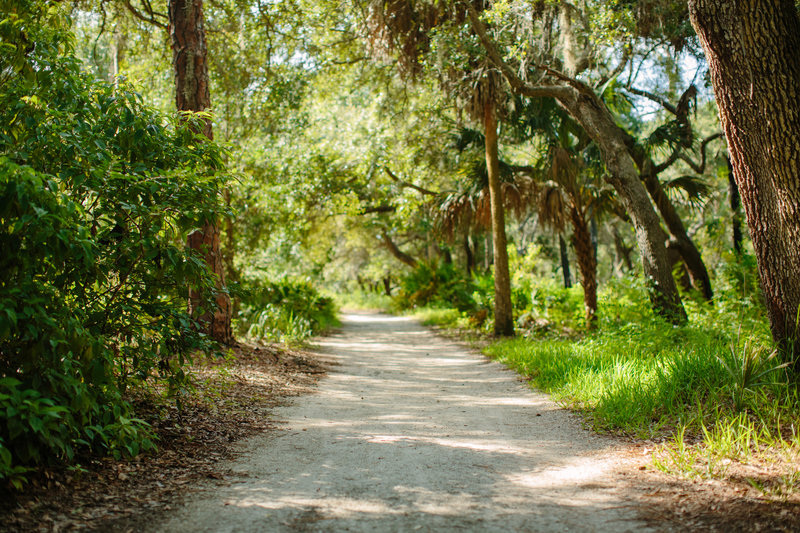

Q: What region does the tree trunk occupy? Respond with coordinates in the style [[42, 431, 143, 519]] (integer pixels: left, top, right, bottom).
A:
[[612, 226, 634, 274], [464, 6, 686, 324], [169, 0, 233, 344], [382, 276, 392, 296], [484, 102, 514, 336], [727, 156, 744, 254], [464, 232, 475, 276], [557, 91, 687, 323], [639, 159, 714, 300], [484, 232, 493, 272], [441, 246, 453, 264], [690, 0, 800, 361], [559, 234, 573, 288], [571, 209, 597, 327]]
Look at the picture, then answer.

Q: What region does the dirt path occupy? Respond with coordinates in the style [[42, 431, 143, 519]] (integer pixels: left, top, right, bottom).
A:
[[152, 312, 662, 532]]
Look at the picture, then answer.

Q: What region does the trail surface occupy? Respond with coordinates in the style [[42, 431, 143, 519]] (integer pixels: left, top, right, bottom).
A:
[[153, 312, 660, 532]]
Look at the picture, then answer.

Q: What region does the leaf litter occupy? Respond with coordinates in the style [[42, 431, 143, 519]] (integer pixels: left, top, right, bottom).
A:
[[0, 341, 328, 532]]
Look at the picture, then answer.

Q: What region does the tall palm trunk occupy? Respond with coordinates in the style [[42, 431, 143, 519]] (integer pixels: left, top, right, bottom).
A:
[[484, 101, 514, 336], [169, 0, 233, 344]]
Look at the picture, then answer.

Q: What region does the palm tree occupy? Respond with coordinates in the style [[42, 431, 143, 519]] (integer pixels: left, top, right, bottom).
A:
[[365, 1, 515, 336], [531, 144, 617, 328]]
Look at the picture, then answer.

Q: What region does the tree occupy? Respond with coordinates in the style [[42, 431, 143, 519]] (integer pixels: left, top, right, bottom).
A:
[[364, 1, 516, 335], [464, 3, 687, 323], [689, 0, 800, 362], [483, 95, 514, 336], [169, 0, 233, 343]]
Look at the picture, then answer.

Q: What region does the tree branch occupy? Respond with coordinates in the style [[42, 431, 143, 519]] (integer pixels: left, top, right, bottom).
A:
[[383, 167, 438, 196], [463, 2, 573, 101], [678, 132, 724, 174], [380, 232, 418, 268], [509, 164, 535, 174], [121, 0, 168, 29], [360, 205, 396, 215], [625, 86, 678, 115]]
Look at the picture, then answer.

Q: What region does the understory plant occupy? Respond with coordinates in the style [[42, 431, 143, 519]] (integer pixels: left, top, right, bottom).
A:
[[236, 278, 337, 344], [0, 3, 227, 486]]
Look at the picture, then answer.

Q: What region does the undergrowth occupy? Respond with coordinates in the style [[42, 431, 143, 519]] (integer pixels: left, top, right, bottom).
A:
[[236, 278, 338, 346]]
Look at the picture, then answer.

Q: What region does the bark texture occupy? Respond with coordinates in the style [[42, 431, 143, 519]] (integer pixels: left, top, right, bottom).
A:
[[690, 0, 800, 358], [170, 0, 232, 344], [485, 102, 514, 336]]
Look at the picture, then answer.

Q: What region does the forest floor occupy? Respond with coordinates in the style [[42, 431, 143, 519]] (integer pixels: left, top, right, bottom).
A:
[[3, 311, 799, 532], [0, 342, 328, 532]]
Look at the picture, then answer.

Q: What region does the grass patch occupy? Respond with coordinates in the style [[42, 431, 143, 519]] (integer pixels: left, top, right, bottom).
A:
[[473, 311, 797, 499], [410, 307, 464, 328], [331, 290, 393, 311]]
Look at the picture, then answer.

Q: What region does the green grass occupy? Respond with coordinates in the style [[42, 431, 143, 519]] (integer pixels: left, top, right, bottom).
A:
[[483, 321, 799, 432], [410, 307, 464, 328], [384, 255, 800, 495], [330, 290, 393, 311]]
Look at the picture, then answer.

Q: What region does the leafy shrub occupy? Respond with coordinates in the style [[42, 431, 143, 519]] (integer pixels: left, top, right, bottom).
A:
[[236, 279, 337, 344], [393, 260, 479, 311], [0, 4, 226, 484]]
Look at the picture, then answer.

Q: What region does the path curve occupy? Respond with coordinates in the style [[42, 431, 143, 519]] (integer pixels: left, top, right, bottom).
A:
[[153, 312, 660, 532]]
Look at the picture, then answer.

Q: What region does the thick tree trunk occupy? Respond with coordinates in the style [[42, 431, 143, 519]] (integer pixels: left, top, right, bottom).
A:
[[170, 0, 233, 344], [559, 234, 573, 288], [484, 102, 514, 336], [571, 209, 597, 327], [690, 0, 800, 361]]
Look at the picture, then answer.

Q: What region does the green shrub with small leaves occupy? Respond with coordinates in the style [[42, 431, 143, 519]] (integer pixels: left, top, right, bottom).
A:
[[0, 2, 227, 485], [393, 260, 479, 311], [237, 278, 337, 344]]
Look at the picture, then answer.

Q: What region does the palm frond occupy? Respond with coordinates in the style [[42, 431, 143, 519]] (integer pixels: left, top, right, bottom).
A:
[[663, 174, 711, 209]]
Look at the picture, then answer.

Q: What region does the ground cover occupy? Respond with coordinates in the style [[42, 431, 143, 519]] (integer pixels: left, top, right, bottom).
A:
[[0, 343, 326, 532]]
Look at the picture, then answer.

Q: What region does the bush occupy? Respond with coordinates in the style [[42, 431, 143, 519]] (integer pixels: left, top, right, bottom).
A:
[[236, 278, 337, 344], [393, 260, 480, 312], [0, 5, 226, 484]]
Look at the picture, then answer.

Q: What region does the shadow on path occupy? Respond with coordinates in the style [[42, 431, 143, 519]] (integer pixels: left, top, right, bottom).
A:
[[152, 312, 660, 532]]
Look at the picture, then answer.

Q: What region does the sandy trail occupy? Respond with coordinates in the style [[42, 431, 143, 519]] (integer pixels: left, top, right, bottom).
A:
[[153, 312, 660, 532]]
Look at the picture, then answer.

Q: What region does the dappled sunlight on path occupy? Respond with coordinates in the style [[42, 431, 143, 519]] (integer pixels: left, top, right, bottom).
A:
[[153, 311, 657, 532]]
